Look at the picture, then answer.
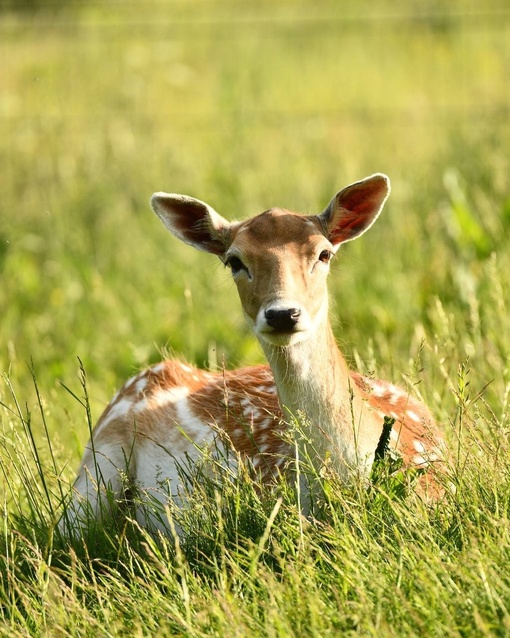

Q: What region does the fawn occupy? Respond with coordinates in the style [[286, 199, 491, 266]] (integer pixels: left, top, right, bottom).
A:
[[61, 174, 444, 535]]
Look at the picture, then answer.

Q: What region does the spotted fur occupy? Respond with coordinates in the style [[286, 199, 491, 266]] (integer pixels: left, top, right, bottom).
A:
[[61, 359, 444, 535]]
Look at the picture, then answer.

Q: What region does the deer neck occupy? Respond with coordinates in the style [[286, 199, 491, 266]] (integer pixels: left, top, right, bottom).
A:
[[260, 322, 381, 476]]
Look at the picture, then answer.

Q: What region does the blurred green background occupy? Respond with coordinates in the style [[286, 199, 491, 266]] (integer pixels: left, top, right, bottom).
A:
[[1, 0, 509, 459]]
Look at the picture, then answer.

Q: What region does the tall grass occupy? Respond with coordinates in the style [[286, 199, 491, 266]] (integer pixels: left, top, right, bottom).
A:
[[1, 1, 510, 635]]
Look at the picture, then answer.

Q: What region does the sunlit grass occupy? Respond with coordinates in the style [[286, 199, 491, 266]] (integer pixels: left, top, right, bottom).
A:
[[2, 362, 510, 636]]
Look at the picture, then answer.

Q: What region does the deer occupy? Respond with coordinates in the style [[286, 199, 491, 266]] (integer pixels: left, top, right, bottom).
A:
[[60, 173, 445, 536]]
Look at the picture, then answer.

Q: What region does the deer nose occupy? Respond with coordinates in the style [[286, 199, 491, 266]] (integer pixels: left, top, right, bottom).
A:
[[264, 307, 301, 332]]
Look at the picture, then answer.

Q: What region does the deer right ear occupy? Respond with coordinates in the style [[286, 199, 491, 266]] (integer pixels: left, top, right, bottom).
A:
[[150, 193, 232, 255]]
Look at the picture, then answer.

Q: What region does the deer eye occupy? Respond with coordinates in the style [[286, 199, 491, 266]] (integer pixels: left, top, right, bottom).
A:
[[318, 249, 333, 264], [226, 255, 247, 275]]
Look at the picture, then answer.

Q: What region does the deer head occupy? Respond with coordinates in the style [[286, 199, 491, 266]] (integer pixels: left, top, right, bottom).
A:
[[151, 174, 390, 348]]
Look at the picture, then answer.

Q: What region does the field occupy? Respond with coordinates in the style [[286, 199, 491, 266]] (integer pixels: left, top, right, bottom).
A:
[[1, 1, 510, 635]]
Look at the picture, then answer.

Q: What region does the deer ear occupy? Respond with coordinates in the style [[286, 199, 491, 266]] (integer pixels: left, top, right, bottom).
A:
[[151, 193, 232, 255], [319, 174, 390, 249]]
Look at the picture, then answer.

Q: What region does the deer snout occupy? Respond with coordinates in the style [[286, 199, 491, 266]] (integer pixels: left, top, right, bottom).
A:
[[264, 307, 301, 332], [254, 302, 310, 346]]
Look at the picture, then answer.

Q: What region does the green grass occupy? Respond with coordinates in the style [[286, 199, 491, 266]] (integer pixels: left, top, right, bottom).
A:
[[1, 1, 510, 635]]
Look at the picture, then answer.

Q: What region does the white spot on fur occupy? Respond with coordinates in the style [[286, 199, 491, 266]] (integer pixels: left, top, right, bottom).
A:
[[258, 442, 274, 454], [151, 386, 190, 408], [413, 454, 428, 467], [99, 397, 135, 429], [175, 396, 213, 441], [413, 440, 425, 454], [371, 384, 386, 398], [240, 397, 252, 410], [407, 410, 421, 424], [123, 376, 137, 391], [151, 363, 165, 375], [260, 417, 275, 432], [134, 376, 148, 394]]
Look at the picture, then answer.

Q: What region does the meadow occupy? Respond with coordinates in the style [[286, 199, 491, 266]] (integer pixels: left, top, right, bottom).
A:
[[1, 1, 510, 635]]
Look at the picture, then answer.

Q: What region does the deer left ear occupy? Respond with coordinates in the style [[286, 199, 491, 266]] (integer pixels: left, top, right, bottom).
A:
[[319, 173, 390, 249]]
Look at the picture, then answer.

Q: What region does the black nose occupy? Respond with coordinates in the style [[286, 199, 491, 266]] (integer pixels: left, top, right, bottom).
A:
[[264, 307, 301, 332]]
